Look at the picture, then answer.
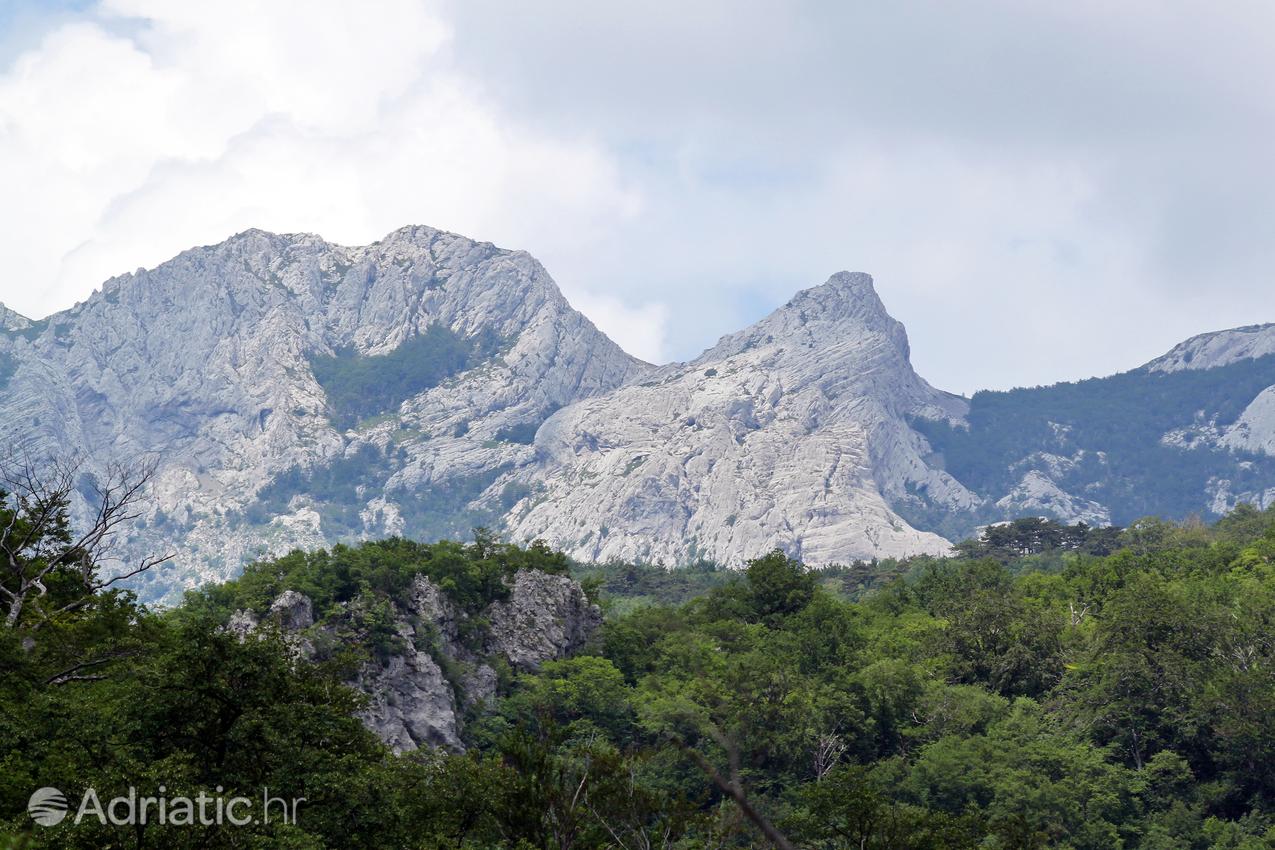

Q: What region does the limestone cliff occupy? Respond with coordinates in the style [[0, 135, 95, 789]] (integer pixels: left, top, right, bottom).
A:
[[238, 570, 602, 753]]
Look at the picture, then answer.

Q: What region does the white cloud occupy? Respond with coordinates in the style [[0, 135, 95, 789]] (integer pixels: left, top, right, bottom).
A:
[[568, 292, 667, 364], [0, 0, 652, 357]]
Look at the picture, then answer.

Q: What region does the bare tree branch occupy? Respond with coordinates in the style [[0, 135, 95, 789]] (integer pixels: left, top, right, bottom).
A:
[[45, 650, 140, 686], [0, 454, 169, 629], [670, 734, 797, 850]]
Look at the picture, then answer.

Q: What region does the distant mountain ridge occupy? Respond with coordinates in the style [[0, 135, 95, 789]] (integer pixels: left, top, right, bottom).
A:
[[1144, 323, 1275, 373], [3, 225, 1274, 601]]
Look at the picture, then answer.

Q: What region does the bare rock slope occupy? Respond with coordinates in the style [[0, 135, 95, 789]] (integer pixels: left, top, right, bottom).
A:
[[0, 226, 646, 599], [505, 273, 974, 564]]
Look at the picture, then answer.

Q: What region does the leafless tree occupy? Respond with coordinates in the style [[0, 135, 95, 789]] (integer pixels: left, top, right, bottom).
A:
[[813, 731, 847, 781], [0, 454, 171, 630]]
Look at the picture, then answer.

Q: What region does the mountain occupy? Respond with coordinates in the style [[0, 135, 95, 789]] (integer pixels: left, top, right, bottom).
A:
[[0, 304, 31, 332], [0, 226, 647, 599], [504, 272, 974, 564], [5, 224, 1275, 601]]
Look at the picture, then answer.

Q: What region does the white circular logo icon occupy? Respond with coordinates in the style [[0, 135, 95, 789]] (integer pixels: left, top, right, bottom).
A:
[[28, 787, 68, 827]]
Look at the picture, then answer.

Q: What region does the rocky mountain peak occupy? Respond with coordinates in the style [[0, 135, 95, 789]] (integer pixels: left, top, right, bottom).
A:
[[504, 268, 972, 568], [1144, 323, 1275, 373], [0, 226, 649, 599], [696, 271, 912, 371], [789, 270, 888, 317], [0, 303, 31, 332]]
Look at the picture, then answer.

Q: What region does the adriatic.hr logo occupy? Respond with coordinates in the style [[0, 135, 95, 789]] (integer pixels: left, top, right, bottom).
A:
[[26, 785, 304, 828], [27, 788, 68, 827]]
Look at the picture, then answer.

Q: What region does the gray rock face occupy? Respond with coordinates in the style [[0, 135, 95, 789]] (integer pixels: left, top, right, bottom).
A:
[[408, 574, 464, 657], [504, 273, 973, 564], [486, 570, 603, 670], [355, 629, 464, 753], [0, 304, 31, 332], [244, 573, 601, 753], [1144, 324, 1275, 372], [224, 609, 260, 640], [268, 590, 314, 631], [0, 226, 646, 601], [1219, 387, 1275, 456]]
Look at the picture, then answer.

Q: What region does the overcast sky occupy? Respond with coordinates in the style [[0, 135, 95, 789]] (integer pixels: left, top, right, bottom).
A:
[[1, 1, 1272, 393]]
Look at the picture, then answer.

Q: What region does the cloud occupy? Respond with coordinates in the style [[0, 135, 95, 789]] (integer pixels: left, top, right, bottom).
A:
[[3, 1, 1274, 392], [568, 292, 668, 365], [434, 0, 1275, 392], [0, 0, 657, 356]]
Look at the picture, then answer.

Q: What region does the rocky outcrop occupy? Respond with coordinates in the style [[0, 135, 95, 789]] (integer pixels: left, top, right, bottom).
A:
[[994, 470, 1111, 527], [268, 590, 314, 631], [224, 609, 260, 640], [234, 570, 601, 754], [354, 626, 464, 752], [1219, 387, 1275, 456], [0, 304, 31, 332], [486, 570, 603, 670], [362, 571, 599, 751], [408, 574, 464, 657]]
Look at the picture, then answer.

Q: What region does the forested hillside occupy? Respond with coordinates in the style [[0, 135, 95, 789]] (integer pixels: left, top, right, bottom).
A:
[[4, 486, 1275, 847], [909, 354, 1275, 536]]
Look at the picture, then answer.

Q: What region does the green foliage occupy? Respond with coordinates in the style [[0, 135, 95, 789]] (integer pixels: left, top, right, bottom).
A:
[[573, 559, 735, 613], [187, 534, 570, 624], [309, 325, 501, 429], [392, 466, 511, 543], [956, 516, 1124, 562], [9, 506, 1275, 847], [239, 448, 510, 543], [551, 516, 1275, 847], [745, 549, 816, 622], [242, 443, 394, 535]]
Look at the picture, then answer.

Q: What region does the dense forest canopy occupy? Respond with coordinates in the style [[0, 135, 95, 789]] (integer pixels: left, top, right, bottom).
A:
[[4, 488, 1275, 847]]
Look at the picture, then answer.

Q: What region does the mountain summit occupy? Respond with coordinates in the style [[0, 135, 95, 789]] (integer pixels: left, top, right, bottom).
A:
[[502, 272, 974, 565], [0, 226, 646, 597], [0, 303, 30, 332]]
